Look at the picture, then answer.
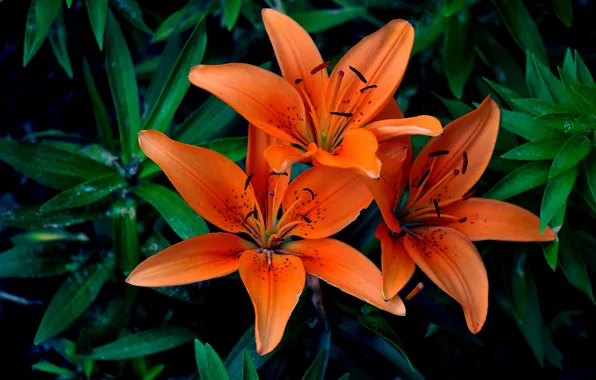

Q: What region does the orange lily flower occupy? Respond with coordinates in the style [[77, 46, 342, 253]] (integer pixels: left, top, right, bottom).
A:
[[366, 97, 556, 333], [188, 9, 442, 179], [127, 127, 406, 355]]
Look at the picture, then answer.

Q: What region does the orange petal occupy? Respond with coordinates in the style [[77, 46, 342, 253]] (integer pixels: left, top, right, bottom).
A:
[[313, 128, 381, 178], [262, 8, 328, 122], [126, 233, 256, 287], [441, 198, 556, 242], [138, 130, 262, 236], [403, 226, 488, 333], [364, 140, 409, 232], [189, 63, 310, 145], [281, 238, 406, 315], [370, 98, 405, 121], [407, 97, 500, 210], [279, 166, 372, 239], [325, 19, 414, 135], [239, 250, 305, 355], [376, 223, 415, 299], [365, 116, 443, 142], [264, 143, 316, 174]]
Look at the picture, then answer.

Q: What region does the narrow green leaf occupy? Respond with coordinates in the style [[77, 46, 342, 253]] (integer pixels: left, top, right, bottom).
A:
[[85, 0, 108, 50], [537, 113, 594, 134], [241, 349, 259, 380], [551, 0, 572, 27], [152, 1, 215, 42], [583, 152, 596, 204], [105, 10, 141, 163], [412, 8, 446, 55], [133, 183, 209, 239], [505, 249, 527, 324], [66, 0, 73, 7], [0, 205, 107, 229], [542, 201, 565, 271], [144, 35, 182, 116], [195, 339, 231, 380], [143, 364, 165, 380], [337, 374, 350, 380], [565, 82, 596, 114], [574, 50, 595, 85], [483, 78, 522, 109], [442, 0, 467, 17], [559, 229, 595, 303], [224, 0, 242, 31], [0, 243, 88, 278], [540, 165, 578, 231], [32, 362, 76, 377], [492, 0, 548, 64], [433, 92, 472, 119], [110, 0, 153, 34], [302, 348, 328, 380], [173, 96, 239, 145], [23, 0, 62, 67], [225, 326, 274, 380], [501, 136, 566, 161], [485, 161, 551, 200], [87, 326, 193, 360], [549, 134, 592, 178], [500, 110, 560, 141], [443, 9, 473, 99], [561, 48, 576, 81], [291, 7, 366, 33], [49, 11, 73, 78], [358, 314, 414, 371], [526, 54, 571, 106], [40, 173, 126, 212], [112, 198, 140, 273], [511, 98, 573, 116], [11, 229, 88, 245], [82, 58, 115, 151], [518, 270, 545, 367], [143, 17, 207, 133], [154, 282, 209, 304], [34, 257, 114, 344]]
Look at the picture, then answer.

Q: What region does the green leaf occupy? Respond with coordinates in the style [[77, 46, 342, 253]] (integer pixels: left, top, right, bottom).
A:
[[442, 0, 467, 17], [500, 110, 560, 141], [0, 243, 88, 278], [575, 50, 595, 85], [433, 92, 472, 119], [195, 339, 231, 380], [511, 98, 573, 116], [291, 7, 366, 33], [241, 349, 259, 380], [143, 17, 207, 133], [23, 0, 62, 67], [562, 48, 576, 81], [105, 10, 142, 163], [86, 326, 194, 360], [10, 229, 88, 245], [112, 198, 140, 273], [110, 0, 153, 34], [483, 78, 522, 109], [302, 348, 327, 380], [143, 364, 165, 380], [412, 8, 446, 55], [564, 82, 596, 114], [358, 314, 414, 371], [40, 173, 126, 212], [144, 35, 182, 116], [443, 9, 473, 99], [48, 11, 73, 78], [500, 136, 567, 161], [173, 96, 239, 145], [583, 151, 596, 204], [152, 1, 215, 42], [526, 54, 571, 106], [154, 282, 208, 304], [559, 229, 595, 303], [82, 58, 115, 151], [540, 165, 578, 231], [549, 134, 592, 178], [492, 0, 548, 64], [551, 0, 572, 27], [32, 362, 76, 377], [542, 201, 565, 271], [537, 113, 594, 134], [133, 183, 209, 239], [485, 161, 550, 200], [66, 0, 73, 7], [225, 326, 274, 380], [0, 205, 107, 229], [223, 0, 242, 31], [34, 257, 114, 344], [85, 0, 108, 50]]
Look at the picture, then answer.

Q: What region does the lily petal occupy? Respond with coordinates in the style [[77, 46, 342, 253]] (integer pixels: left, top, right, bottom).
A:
[[126, 233, 256, 287], [442, 198, 556, 242], [279, 166, 372, 239], [403, 226, 488, 333], [370, 98, 405, 121], [239, 250, 305, 355], [313, 128, 381, 178], [326, 19, 414, 134], [281, 238, 406, 315], [262, 8, 328, 122], [264, 142, 317, 174], [376, 223, 416, 300], [139, 130, 261, 235], [189, 63, 309, 145], [365, 115, 443, 142]]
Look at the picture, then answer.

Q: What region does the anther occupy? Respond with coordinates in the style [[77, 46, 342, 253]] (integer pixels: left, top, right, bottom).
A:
[[462, 152, 468, 174], [349, 66, 367, 83], [405, 282, 424, 301], [302, 215, 312, 223], [311, 61, 331, 75], [428, 150, 449, 157], [359, 84, 377, 93], [269, 171, 289, 176], [303, 188, 315, 200], [416, 169, 431, 188], [244, 173, 255, 190], [330, 111, 353, 117], [458, 217, 467, 223], [433, 199, 441, 218], [295, 78, 303, 84]]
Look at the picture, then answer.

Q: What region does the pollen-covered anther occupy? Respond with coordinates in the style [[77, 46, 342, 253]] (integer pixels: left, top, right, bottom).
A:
[[433, 199, 441, 218], [301, 214, 312, 223], [310, 61, 331, 75], [458, 217, 467, 223], [428, 150, 450, 157], [405, 282, 424, 301], [244, 173, 255, 190], [269, 171, 289, 176], [302, 188, 315, 200], [330, 111, 353, 117], [416, 169, 431, 188], [349, 66, 367, 83], [462, 151, 469, 174], [295, 78, 303, 84], [359, 84, 377, 93]]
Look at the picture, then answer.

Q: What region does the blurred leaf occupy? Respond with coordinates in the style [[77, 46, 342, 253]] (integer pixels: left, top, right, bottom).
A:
[[224, 0, 242, 31], [134, 183, 209, 239], [106, 10, 142, 163], [0, 243, 88, 278], [443, 9, 473, 99], [442, 0, 467, 17], [492, 0, 547, 64], [144, 35, 182, 116], [549, 134, 592, 178], [86, 326, 194, 360], [583, 152, 596, 204], [173, 96, 239, 145], [526, 53, 570, 106], [0, 205, 107, 229], [154, 282, 209, 304], [433, 92, 472, 118], [412, 8, 446, 55], [195, 339, 231, 380], [110, 0, 153, 34], [23, 0, 62, 67], [112, 198, 140, 273], [200, 137, 248, 162], [500, 110, 560, 141], [302, 348, 327, 380], [143, 17, 207, 133], [84, 360, 95, 378], [40, 173, 126, 212], [82, 58, 115, 151], [575, 50, 595, 85], [511, 98, 573, 116], [551, 0, 572, 27], [562, 48, 576, 81], [291, 7, 366, 33], [540, 165, 578, 231], [143, 364, 166, 380], [11, 229, 88, 245], [359, 314, 413, 370], [136, 56, 160, 77], [34, 257, 114, 345], [225, 325, 274, 380], [485, 161, 550, 200], [485, 79, 524, 110], [152, 0, 215, 42], [32, 362, 76, 377], [49, 12, 73, 78], [559, 229, 595, 304], [500, 136, 566, 161], [542, 201, 565, 271], [241, 349, 259, 380], [549, 309, 583, 333], [85, 0, 108, 50], [504, 249, 527, 324]]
